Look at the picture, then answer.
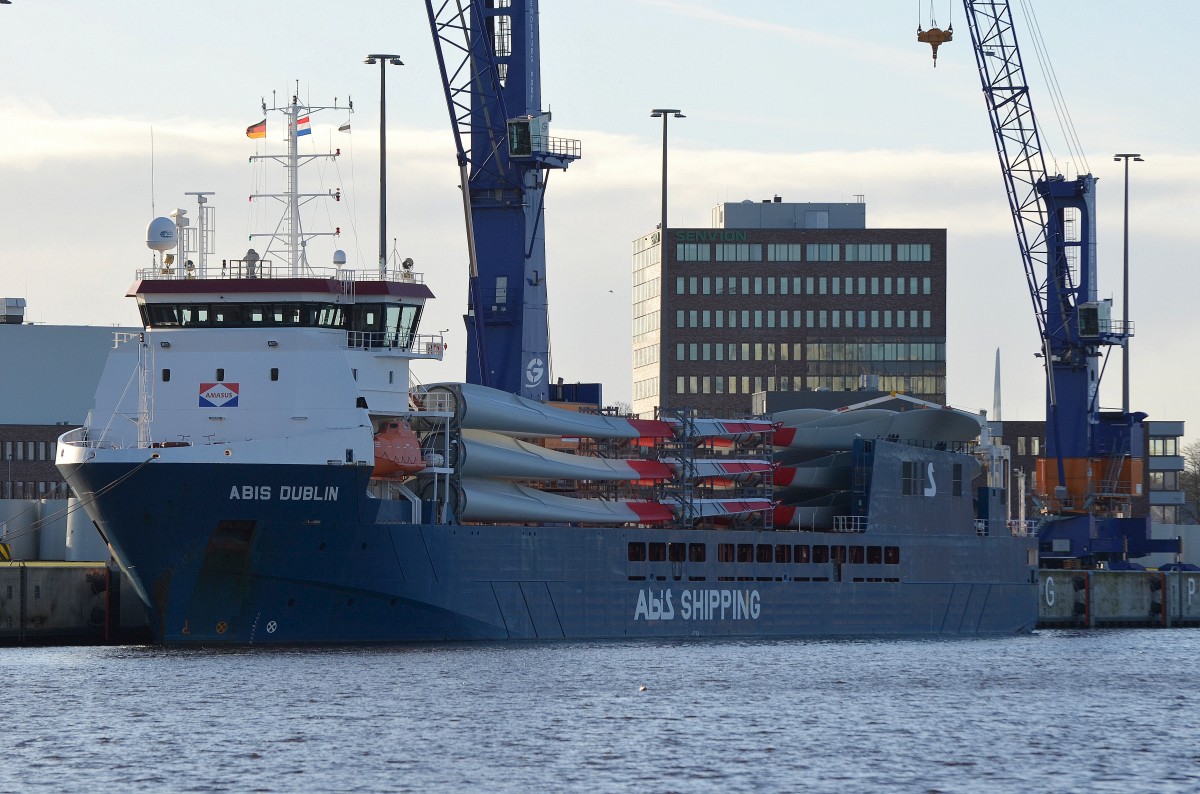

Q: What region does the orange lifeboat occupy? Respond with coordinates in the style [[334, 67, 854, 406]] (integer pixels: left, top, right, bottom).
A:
[[373, 420, 427, 477]]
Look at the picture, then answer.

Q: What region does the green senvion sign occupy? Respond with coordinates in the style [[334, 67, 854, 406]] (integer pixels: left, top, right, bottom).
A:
[[674, 230, 747, 242]]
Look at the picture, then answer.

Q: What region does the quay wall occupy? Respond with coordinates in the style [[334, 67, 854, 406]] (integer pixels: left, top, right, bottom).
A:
[[1038, 570, 1200, 628]]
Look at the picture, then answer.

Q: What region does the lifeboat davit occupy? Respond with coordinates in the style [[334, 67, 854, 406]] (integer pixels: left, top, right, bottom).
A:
[[373, 420, 426, 477]]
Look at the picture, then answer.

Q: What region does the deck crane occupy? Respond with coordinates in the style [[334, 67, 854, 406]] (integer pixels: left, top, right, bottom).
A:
[[425, 0, 581, 402], [955, 1, 1176, 566]]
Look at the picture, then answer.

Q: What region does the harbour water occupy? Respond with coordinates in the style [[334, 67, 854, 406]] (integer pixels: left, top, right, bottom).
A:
[[5, 630, 1200, 792]]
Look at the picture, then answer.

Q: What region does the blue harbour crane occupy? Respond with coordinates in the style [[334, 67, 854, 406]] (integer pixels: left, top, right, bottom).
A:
[[425, 0, 581, 401], [943, 1, 1177, 565]]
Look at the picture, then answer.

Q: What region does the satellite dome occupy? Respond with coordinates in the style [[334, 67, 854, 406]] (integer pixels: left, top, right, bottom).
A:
[[332, 249, 347, 266], [146, 217, 177, 251]]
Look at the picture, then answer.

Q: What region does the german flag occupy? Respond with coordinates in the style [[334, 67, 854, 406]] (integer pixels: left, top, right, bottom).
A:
[[245, 119, 266, 139]]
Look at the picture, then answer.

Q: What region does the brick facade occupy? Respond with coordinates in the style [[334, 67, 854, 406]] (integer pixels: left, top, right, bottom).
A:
[[0, 424, 73, 499], [634, 224, 947, 418]]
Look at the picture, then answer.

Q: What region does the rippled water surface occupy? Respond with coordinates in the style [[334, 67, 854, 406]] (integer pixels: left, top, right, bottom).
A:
[[5, 630, 1200, 792]]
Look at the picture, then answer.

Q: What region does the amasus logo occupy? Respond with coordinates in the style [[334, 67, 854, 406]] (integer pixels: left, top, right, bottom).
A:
[[199, 382, 239, 408]]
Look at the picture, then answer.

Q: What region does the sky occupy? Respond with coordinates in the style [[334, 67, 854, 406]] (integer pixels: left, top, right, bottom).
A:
[[1, 1, 1197, 439]]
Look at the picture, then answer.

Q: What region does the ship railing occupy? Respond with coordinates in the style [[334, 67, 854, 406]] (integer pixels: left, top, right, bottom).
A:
[[112, 331, 142, 348], [975, 518, 1034, 537], [59, 425, 199, 451], [410, 389, 455, 414], [135, 262, 425, 284], [345, 332, 445, 359], [1006, 519, 1038, 537], [832, 515, 868, 533]]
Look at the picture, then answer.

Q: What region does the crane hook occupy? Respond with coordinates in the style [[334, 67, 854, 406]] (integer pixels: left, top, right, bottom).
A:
[[917, 24, 953, 67]]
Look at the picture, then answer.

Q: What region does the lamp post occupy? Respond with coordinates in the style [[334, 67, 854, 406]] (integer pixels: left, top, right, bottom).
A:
[[1113, 152, 1143, 415], [650, 109, 685, 237], [365, 53, 404, 279]]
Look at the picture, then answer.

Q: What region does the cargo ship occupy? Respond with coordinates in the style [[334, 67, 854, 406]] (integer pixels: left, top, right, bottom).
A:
[[56, 95, 1038, 645]]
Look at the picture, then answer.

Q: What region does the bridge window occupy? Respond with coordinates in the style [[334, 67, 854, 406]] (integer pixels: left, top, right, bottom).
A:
[[736, 544, 753, 563], [774, 545, 792, 564], [812, 545, 829, 564], [717, 543, 735, 562], [688, 543, 706, 563], [668, 542, 685, 563], [849, 546, 865, 564], [867, 546, 883, 565], [648, 542, 666, 562], [794, 545, 810, 563], [756, 544, 773, 563], [627, 542, 646, 562], [884, 546, 900, 565]]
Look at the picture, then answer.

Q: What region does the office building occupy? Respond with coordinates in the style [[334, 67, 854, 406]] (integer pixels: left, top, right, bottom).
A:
[[632, 198, 946, 418]]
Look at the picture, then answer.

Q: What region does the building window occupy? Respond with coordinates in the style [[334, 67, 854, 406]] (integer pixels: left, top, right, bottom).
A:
[[676, 276, 685, 295], [1150, 471, 1180, 491], [1152, 506, 1180, 524], [1150, 438, 1180, 456], [677, 243, 711, 261], [715, 243, 762, 261], [767, 243, 803, 261], [676, 310, 684, 328], [845, 243, 892, 262], [923, 310, 931, 328], [923, 277, 932, 295], [806, 243, 839, 262], [897, 243, 932, 262]]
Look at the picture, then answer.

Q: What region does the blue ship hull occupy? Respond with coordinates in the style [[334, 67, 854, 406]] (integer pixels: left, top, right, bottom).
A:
[[63, 460, 1038, 644]]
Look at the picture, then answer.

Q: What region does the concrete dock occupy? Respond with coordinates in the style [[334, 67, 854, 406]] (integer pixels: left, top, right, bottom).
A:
[[1038, 569, 1200, 629], [0, 561, 151, 645]]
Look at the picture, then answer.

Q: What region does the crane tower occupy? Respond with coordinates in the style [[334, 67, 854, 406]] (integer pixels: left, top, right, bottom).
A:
[[426, 0, 581, 401]]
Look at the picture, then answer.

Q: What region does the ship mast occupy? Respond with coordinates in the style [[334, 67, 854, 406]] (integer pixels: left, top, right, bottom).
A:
[[248, 85, 352, 276]]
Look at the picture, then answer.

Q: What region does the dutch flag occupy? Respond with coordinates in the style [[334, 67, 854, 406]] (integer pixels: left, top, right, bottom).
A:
[[297, 115, 312, 136]]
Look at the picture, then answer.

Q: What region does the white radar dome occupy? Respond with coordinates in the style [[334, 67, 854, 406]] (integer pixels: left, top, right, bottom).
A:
[[146, 217, 177, 252], [332, 249, 347, 266]]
